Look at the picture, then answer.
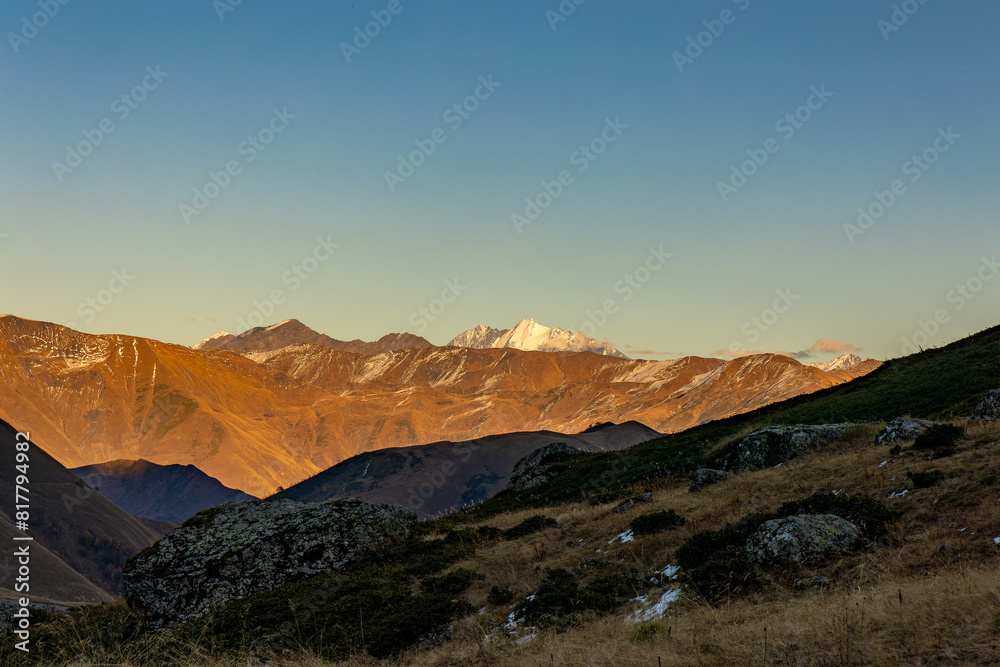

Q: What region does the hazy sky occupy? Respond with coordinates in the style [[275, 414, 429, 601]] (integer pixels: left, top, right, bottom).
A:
[[2, 1, 998, 362]]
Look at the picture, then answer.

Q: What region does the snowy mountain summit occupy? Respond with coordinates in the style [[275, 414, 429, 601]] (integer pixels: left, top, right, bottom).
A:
[[809, 353, 865, 373], [448, 318, 627, 357]]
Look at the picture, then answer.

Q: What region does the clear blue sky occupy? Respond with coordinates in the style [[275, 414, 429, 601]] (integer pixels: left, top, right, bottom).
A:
[[2, 1, 998, 361]]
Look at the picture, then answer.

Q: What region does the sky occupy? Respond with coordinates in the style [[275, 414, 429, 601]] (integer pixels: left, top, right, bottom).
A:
[[1, 1, 998, 362]]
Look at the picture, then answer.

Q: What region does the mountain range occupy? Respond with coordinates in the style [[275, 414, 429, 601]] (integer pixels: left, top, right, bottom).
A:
[[0, 315, 879, 497]]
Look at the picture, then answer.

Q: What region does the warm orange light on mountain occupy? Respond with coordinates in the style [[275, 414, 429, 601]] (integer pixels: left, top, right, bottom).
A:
[[0, 316, 878, 497]]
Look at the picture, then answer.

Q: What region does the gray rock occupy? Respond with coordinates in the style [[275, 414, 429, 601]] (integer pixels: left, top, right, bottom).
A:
[[875, 417, 937, 444], [507, 443, 583, 492], [971, 388, 1000, 423], [720, 424, 857, 471], [689, 468, 734, 491], [794, 576, 832, 590], [745, 513, 862, 566], [609, 492, 653, 513], [122, 498, 415, 627]]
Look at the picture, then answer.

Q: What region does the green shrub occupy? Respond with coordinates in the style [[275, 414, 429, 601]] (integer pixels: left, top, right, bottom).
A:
[[514, 568, 579, 623], [487, 585, 514, 606], [630, 509, 686, 536], [912, 423, 963, 455], [908, 469, 944, 488], [579, 571, 641, 611], [503, 515, 558, 540]]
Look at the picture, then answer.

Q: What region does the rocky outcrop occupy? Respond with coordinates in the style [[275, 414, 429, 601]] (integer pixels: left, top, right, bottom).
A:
[[689, 468, 734, 492], [971, 389, 1000, 423], [609, 492, 653, 514], [122, 498, 415, 627], [507, 443, 583, 492], [875, 417, 936, 444], [745, 514, 861, 566], [717, 424, 857, 471]]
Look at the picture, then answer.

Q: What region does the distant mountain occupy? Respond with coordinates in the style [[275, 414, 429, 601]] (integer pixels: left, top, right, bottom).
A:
[[193, 319, 433, 355], [449, 318, 626, 357], [71, 459, 257, 522], [0, 417, 171, 605], [809, 353, 882, 378], [275, 421, 661, 519]]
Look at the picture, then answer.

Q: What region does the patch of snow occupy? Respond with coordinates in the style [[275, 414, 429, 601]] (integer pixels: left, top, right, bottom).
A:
[[627, 588, 682, 623], [879, 460, 888, 468], [993, 537, 1000, 545], [887, 489, 909, 499], [609, 529, 634, 545]]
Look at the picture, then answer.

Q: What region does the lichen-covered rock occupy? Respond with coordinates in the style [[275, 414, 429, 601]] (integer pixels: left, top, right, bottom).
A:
[[507, 443, 583, 492], [689, 468, 734, 492], [609, 492, 653, 513], [875, 417, 937, 444], [971, 388, 1000, 423], [745, 513, 861, 566], [719, 424, 856, 471], [122, 498, 415, 627]]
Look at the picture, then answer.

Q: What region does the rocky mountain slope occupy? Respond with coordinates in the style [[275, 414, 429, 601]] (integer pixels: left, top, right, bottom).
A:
[[0, 315, 879, 497], [70, 459, 257, 522], [448, 318, 626, 357]]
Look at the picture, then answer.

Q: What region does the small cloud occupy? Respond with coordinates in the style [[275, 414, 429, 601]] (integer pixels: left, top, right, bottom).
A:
[[183, 317, 197, 323], [205, 316, 219, 323], [810, 338, 861, 355], [622, 343, 676, 356]]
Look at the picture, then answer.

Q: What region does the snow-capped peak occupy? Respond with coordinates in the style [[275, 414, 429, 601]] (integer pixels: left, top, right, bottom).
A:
[[192, 331, 233, 349], [809, 353, 864, 372], [449, 318, 626, 357]]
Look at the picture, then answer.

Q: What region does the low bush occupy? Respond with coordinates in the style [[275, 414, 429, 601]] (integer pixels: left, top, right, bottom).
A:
[[630, 509, 685, 536]]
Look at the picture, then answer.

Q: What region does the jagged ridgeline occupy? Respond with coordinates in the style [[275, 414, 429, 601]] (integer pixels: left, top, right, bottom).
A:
[[3, 324, 1000, 664]]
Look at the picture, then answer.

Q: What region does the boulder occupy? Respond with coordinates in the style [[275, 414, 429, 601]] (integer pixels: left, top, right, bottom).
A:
[[971, 388, 1000, 423], [794, 576, 832, 590], [719, 424, 857, 471], [874, 417, 936, 444], [609, 492, 653, 514], [689, 468, 734, 492], [745, 513, 862, 566], [507, 443, 583, 492], [122, 498, 415, 627]]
